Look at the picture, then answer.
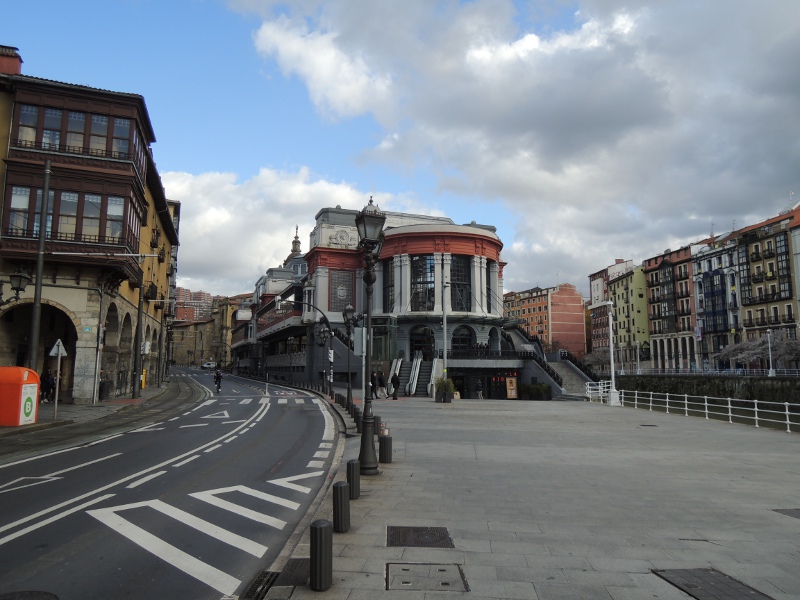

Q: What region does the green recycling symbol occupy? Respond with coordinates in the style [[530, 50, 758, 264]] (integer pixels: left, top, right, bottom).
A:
[[23, 396, 34, 418]]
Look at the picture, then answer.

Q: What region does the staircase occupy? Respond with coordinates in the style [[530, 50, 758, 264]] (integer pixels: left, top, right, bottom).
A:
[[413, 361, 433, 396], [398, 360, 413, 396], [550, 362, 590, 398]]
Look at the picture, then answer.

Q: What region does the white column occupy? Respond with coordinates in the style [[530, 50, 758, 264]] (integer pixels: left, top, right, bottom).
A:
[[433, 253, 443, 313], [442, 254, 452, 314], [315, 267, 330, 313], [392, 256, 401, 315], [489, 261, 500, 316], [399, 254, 410, 315]]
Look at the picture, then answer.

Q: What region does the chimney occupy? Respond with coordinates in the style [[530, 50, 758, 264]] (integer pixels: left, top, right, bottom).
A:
[[0, 46, 23, 75]]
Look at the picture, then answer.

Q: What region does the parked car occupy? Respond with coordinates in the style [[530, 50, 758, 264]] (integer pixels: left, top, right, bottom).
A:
[[201, 362, 217, 369]]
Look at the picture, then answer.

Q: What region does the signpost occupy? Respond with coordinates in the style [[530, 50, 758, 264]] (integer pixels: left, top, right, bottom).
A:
[[49, 339, 67, 421]]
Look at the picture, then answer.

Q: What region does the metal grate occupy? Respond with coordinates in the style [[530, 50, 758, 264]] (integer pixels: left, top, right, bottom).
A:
[[386, 563, 469, 592], [387, 526, 454, 548], [240, 571, 279, 600], [654, 568, 776, 600], [274, 558, 310, 586]]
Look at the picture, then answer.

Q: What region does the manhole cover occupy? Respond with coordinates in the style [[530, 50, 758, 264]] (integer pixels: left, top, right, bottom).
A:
[[386, 563, 469, 591], [387, 526, 454, 548], [654, 568, 776, 600]]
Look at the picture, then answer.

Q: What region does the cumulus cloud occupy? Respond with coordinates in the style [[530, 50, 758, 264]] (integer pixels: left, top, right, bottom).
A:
[[205, 0, 800, 298]]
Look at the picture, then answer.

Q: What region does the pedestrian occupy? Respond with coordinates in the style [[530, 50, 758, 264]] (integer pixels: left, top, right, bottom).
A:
[[378, 371, 387, 399], [475, 378, 483, 400], [370, 371, 378, 399], [40, 369, 52, 403], [391, 372, 400, 399]]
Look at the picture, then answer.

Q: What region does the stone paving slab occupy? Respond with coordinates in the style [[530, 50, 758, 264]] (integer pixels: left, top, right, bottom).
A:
[[277, 394, 800, 599]]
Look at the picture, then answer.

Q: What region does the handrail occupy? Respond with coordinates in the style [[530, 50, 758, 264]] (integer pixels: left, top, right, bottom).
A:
[[406, 352, 422, 395], [428, 357, 439, 397], [611, 389, 800, 433], [388, 358, 402, 395], [560, 349, 601, 382]]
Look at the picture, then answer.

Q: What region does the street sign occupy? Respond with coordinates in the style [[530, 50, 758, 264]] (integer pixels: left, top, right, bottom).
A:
[[49, 339, 68, 357]]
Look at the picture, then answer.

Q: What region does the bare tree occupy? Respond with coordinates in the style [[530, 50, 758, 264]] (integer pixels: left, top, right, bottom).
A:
[[717, 330, 800, 369]]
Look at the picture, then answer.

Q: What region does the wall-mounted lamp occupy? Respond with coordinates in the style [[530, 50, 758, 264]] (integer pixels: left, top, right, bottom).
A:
[[0, 268, 32, 306]]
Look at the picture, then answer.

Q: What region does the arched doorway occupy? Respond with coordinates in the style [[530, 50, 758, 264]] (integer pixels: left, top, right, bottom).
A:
[[410, 326, 435, 361], [451, 326, 473, 352]]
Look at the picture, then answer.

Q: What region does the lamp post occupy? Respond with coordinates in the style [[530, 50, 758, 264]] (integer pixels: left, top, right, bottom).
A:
[[636, 340, 641, 375], [318, 325, 330, 394], [342, 304, 360, 409], [0, 268, 32, 307], [767, 328, 775, 377], [355, 197, 386, 476], [605, 301, 621, 406]]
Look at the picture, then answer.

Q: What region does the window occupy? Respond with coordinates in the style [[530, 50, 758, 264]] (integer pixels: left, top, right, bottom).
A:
[[106, 196, 124, 241], [112, 118, 130, 157], [89, 115, 108, 154], [18, 105, 38, 144], [329, 270, 354, 313], [66, 112, 85, 151], [42, 108, 62, 149], [82, 194, 102, 239], [383, 258, 394, 313], [33, 189, 54, 237], [58, 192, 78, 237], [9, 187, 31, 233], [410, 255, 435, 312], [450, 256, 472, 312]]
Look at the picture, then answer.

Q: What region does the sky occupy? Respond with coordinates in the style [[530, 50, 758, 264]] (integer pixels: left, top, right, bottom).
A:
[[3, 0, 800, 298]]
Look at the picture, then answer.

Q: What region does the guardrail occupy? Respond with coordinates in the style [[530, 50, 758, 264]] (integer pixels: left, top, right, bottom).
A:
[[587, 387, 800, 433], [620, 367, 800, 378]]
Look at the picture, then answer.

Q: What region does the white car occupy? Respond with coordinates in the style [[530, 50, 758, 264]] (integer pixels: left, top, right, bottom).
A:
[[201, 362, 217, 369]]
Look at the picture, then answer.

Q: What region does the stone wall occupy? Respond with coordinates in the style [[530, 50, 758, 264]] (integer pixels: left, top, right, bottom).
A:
[[617, 375, 800, 404]]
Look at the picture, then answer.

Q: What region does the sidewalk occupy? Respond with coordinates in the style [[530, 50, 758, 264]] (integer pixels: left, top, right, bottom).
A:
[[275, 391, 800, 600], [0, 381, 170, 437]]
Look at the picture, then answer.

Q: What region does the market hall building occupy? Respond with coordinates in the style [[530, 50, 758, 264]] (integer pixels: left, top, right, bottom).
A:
[[234, 204, 564, 400]]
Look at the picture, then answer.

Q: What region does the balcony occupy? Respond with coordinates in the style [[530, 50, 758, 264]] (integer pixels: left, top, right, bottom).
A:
[[743, 318, 755, 328], [751, 272, 765, 283], [768, 315, 781, 325], [782, 314, 796, 324], [143, 282, 158, 301], [762, 249, 775, 259], [750, 251, 762, 262], [675, 270, 690, 281], [755, 317, 768, 327], [765, 271, 776, 280]]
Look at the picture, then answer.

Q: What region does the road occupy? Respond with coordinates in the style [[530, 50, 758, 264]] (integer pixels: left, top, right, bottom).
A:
[[0, 368, 337, 600]]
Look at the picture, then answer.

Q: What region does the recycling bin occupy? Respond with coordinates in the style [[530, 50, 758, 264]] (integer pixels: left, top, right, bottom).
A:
[[0, 367, 40, 426]]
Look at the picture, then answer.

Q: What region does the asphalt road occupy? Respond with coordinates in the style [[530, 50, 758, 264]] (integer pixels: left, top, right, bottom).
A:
[[0, 368, 338, 600]]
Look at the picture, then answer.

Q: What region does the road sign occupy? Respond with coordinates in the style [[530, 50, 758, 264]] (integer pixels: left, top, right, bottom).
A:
[[49, 339, 68, 357]]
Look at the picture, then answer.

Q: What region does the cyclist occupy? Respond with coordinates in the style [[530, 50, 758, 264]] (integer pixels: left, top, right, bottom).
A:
[[214, 369, 222, 393]]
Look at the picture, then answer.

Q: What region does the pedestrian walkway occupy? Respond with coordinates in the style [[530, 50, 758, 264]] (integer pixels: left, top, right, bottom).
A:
[[274, 392, 800, 600]]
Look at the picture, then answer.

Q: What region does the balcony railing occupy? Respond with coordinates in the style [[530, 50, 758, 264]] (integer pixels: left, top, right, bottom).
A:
[[3, 226, 137, 252], [751, 272, 765, 282], [782, 314, 796, 324], [750, 252, 762, 262]]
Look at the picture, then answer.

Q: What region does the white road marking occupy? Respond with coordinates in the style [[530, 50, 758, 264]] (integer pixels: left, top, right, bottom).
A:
[[190, 486, 300, 529], [131, 423, 165, 433], [0, 402, 272, 544], [278, 399, 287, 405], [202, 411, 230, 419], [294, 398, 304, 404], [47, 453, 122, 476], [126, 471, 167, 489], [268, 471, 324, 493], [312, 398, 336, 441], [222, 420, 246, 424], [172, 455, 200, 467], [87, 434, 124, 446], [313, 451, 329, 459], [239, 398, 252, 404], [0, 476, 61, 494], [0, 494, 115, 546], [87, 503, 240, 596], [320, 443, 332, 449], [0, 447, 78, 470], [307, 461, 325, 468], [204, 444, 222, 453], [223, 437, 238, 443], [168, 417, 180, 421], [179, 424, 208, 428]]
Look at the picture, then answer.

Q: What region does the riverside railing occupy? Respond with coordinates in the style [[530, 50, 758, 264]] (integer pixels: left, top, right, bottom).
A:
[[586, 387, 800, 433]]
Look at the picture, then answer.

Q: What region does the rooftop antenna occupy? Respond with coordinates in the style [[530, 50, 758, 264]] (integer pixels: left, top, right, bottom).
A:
[[710, 222, 714, 238]]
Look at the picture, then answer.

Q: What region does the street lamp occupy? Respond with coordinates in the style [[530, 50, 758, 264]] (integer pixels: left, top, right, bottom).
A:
[[342, 304, 360, 410], [318, 325, 331, 394], [0, 267, 32, 306], [605, 301, 621, 406], [355, 197, 386, 476], [767, 328, 775, 377]]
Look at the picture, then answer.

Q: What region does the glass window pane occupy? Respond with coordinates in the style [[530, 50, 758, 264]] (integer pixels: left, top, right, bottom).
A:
[[11, 186, 30, 209], [91, 115, 108, 135], [89, 135, 106, 153], [112, 138, 129, 156], [43, 108, 62, 129], [113, 118, 130, 138], [20, 105, 38, 127], [107, 196, 124, 217], [68, 112, 85, 132], [18, 126, 36, 144], [84, 194, 102, 217], [60, 192, 79, 215], [66, 131, 84, 149], [42, 129, 60, 147]]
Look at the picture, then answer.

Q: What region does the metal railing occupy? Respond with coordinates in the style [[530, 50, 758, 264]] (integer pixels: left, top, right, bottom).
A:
[[616, 390, 800, 433], [586, 380, 612, 401], [626, 367, 800, 378]]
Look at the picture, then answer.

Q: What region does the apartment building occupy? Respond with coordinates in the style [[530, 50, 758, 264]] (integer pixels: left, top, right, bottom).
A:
[[0, 46, 178, 401], [608, 265, 650, 373]]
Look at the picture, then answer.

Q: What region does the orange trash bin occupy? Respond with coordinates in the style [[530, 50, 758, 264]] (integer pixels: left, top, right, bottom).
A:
[[0, 367, 40, 426]]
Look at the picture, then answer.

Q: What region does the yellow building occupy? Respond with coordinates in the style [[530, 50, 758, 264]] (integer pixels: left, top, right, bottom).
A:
[[0, 46, 178, 402]]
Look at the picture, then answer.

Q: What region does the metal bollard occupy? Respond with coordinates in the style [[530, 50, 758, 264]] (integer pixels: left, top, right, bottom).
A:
[[354, 407, 362, 433], [347, 459, 360, 499], [346, 396, 353, 414], [373, 415, 381, 436], [310, 519, 332, 591], [333, 481, 350, 533], [379, 434, 392, 463]]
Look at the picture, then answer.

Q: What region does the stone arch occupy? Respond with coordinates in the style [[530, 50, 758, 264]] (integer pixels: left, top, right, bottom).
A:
[[450, 325, 473, 351], [115, 313, 134, 396]]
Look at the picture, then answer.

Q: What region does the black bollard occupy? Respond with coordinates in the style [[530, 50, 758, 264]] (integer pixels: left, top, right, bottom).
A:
[[347, 459, 360, 499], [333, 481, 350, 533], [379, 434, 392, 463], [354, 407, 362, 433], [310, 519, 332, 591], [373, 415, 381, 436]]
